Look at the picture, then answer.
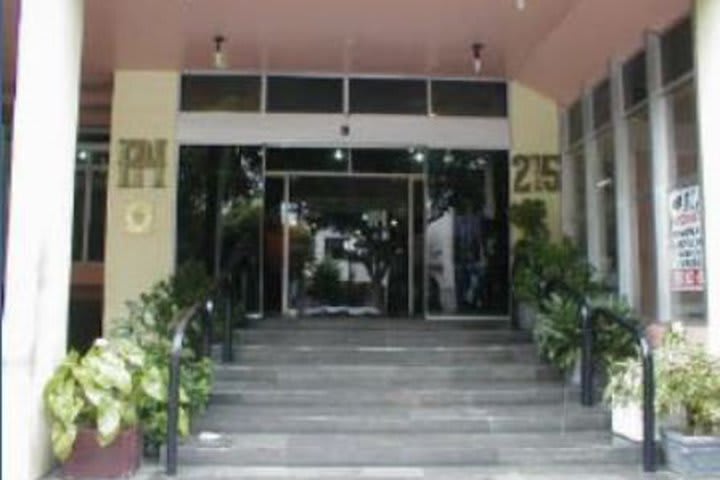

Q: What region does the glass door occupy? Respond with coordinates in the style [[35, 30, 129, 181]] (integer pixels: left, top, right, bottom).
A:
[[285, 176, 409, 317]]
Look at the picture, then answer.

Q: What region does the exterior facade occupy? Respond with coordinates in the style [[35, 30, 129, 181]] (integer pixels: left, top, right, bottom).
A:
[[2, 0, 720, 478]]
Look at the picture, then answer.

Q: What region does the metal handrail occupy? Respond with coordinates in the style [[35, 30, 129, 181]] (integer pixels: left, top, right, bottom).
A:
[[165, 256, 247, 476], [540, 279, 656, 473]]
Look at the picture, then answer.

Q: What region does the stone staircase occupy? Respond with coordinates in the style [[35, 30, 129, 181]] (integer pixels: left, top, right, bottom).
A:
[[170, 318, 672, 479]]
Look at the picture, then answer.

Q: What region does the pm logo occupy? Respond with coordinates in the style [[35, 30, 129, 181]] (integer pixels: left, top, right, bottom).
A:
[[117, 139, 168, 188]]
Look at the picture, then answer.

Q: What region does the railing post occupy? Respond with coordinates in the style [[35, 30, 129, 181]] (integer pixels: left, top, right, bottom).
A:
[[641, 337, 657, 472], [166, 343, 182, 475], [580, 304, 594, 406]]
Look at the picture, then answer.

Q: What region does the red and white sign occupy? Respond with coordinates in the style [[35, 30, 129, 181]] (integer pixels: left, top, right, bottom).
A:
[[669, 186, 704, 292]]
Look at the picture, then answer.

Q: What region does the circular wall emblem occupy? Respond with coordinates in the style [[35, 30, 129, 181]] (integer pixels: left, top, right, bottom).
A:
[[124, 200, 154, 234]]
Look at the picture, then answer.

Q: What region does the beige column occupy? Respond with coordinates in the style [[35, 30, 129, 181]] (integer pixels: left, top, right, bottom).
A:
[[1, 1, 84, 479], [103, 71, 180, 329], [695, 0, 720, 355], [509, 82, 562, 242]]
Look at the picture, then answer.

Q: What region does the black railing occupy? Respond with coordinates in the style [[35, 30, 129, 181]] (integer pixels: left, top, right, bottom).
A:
[[165, 259, 247, 476], [533, 279, 657, 473]]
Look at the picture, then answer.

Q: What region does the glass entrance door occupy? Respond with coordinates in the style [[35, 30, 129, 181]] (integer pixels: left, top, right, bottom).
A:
[[285, 176, 410, 317]]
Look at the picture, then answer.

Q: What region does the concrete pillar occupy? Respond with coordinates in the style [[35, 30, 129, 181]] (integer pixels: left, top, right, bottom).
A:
[[1, 1, 84, 479], [103, 71, 180, 328], [695, 0, 720, 354], [646, 32, 673, 323]]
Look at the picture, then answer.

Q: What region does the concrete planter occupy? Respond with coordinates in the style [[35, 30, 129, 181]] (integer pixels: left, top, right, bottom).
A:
[[611, 402, 660, 442], [662, 429, 720, 476], [516, 302, 537, 332], [61, 427, 141, 478]]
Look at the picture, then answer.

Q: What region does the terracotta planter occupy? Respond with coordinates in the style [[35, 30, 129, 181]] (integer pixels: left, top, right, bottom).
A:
[[61, 427, 141, 478]]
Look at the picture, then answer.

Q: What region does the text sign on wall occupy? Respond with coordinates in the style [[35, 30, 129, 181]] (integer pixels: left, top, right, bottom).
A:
[[117, 139, 167, 189], [512, 154, 561, 194], [670, 185, 704, 292]]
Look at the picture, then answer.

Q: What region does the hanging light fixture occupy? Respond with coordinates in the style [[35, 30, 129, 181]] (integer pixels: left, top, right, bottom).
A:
[[515, 0, 526, 11], [213, 35, 228, 69], [471, 43, 484, 75]]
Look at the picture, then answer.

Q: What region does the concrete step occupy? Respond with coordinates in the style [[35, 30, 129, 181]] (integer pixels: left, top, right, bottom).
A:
[[234, 329, 532, 347], [192, 404, 609, 434], [216, 344, 539, 365], [210, 382, 578, 407], [152, 464, 679, 480], [213, 364, 560, 385], [250, 318, 511, 331], [171, 432, 640, 467]]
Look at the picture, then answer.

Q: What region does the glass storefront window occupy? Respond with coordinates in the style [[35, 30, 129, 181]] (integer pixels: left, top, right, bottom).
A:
[[569, 145, 588, 255], [431, 81, 507, 117], [592, 80, 611, 130], [595, 129, 617, 286], [568, 101, 584, 145], [266, 76, 343, 113], [426, 150, 509, 316], [623, 52, 648, 110], [265, 148, 350, 172], [627, 107, 657, 320], [661, 18, 693, 86], [181, 75, 261, 112], [351, 149, 424, 174], [666, 81, 705, 322], [349, 79, 427, 115], [72, 148, 108, 262]]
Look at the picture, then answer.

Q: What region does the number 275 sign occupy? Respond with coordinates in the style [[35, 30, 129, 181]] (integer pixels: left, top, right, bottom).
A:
[[512, 154, 561, 194]]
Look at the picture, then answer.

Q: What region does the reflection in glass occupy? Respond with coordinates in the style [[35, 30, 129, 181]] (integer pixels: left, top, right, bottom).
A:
[[596, 130, 617, 286], [266, 148, 349, 172], [177, 146, 263, 313], [287, 177, 409, 316], [431, 81, 507, 117], [426, 150, 509, 316]]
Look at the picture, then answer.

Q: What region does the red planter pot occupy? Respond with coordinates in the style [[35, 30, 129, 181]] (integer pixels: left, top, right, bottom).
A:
[[61, 427, 141, 478]]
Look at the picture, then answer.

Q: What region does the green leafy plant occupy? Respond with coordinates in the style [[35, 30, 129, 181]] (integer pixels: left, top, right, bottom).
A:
[[44, 338, 171, 462], [606, 324, 720, 435], [307, 258, 343, 304], [535, 293, 638, 373], [111, 262, 214, 450]]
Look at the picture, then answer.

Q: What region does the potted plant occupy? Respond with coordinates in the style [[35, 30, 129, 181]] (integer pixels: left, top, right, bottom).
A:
[[606, 323, 720, 475], [44, 338, 169, 478]]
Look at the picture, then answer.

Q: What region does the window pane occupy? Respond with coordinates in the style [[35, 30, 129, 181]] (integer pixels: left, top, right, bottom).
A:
[[265, 148, 349, 172], [72, 170, 85, 261], [568, 101, 583, 145], [181, 75, 261, 112], [350, 79, 427, 115], [661, 18, 693, 85], [351, 149, 424, 173], [87, 169, 107, 261], [592, 80, 611, 129], [570, 146, 587, 254], [623, 52, 648, 109], [628, 107, 656, 320], [426, 150, 509, 316], [267, 76, 343, 113], [666, 81, 704, 322], [596, 130, 617, 286], [431, 81, 507, 117]]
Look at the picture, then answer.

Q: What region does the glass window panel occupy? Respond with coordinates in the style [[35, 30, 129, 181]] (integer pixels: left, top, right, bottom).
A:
[[596, 130, 617, 286], [266, 76, 343, 113], [181, 75, 261, 112], [570, 146, 588, 254], [350, 78, 427, 115], [87, 168, 107, 261], [351, 149, 424, 173], [426, 150, 509, 316], [431, 81, 507, 117], [72, 170, 85, 261], [592, 80, 611, 130], [568, 101, 584, 145], [666, 81, 704, 322], [266, 148, 349, 172], [628, 107, 657, 320], [623, 52, 648, 109], [661, 18, 693, 85]]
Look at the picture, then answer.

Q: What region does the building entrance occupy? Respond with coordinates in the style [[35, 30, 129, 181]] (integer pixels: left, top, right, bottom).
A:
[[177, 146, 509, 320]]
